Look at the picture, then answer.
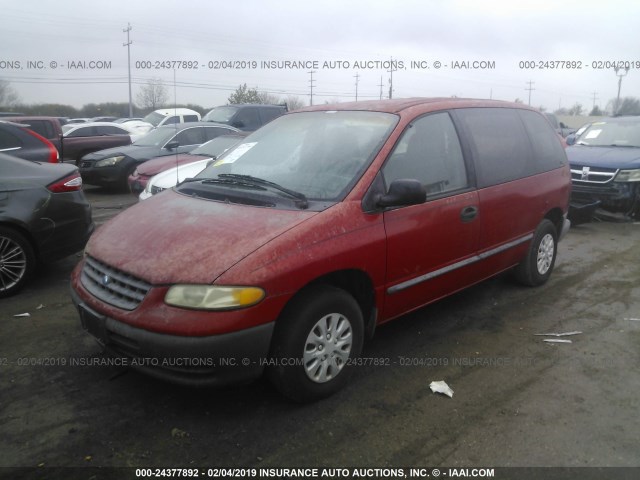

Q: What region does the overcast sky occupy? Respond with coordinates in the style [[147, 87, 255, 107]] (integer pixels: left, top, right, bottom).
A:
[[2, 0, 638, 113]]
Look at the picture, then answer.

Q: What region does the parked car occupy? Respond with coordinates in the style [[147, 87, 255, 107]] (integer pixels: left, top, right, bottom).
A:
[[90, 116, 119, 123], [566, 116, 640, 220], [129, 131, 243, 195], [137, 134, 245, 200], [67, 118, 90, 124], [60, 122, 136, 163], [0, 154, 93, 297], [545, 113, 577, 138], [142, 108, 201, 128], [78, 123, 231, 189], [202, 104, 287, 131], [71, 98, 570, 401], [0, 121, 59, 163], [2, 116, 64, 153]]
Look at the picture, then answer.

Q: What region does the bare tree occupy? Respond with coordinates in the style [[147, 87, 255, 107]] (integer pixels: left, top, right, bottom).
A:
[[285, 95, 306, 111], [568, 103, 584, 116], [606, 96, 640, 115], [136, 78, 168, 110], [257, 91, 281, 105], [0, 79, 20, 108]]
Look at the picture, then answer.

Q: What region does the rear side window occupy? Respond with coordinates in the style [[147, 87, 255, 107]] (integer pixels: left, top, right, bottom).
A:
[[0, 129, 23, 149], [234, 108, 261, 130], [518, 110, 567, 171], [455, 108, 533, 188], [68, 126, 95, 137], [383, 112, 468, 196], [203, 126, 233, 141], [20, 120, 53, 139], [259, 107, 284, 124], [97, 126, 128, 135], [183, 115, 199, 123], [174, 128, 204, 146]]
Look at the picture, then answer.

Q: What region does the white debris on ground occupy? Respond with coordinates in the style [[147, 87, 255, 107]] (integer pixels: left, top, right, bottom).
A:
[[429, 380, 454, 398]]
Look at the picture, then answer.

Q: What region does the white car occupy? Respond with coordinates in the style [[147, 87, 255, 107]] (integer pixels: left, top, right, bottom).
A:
[[142, 108, 201, 128], [139, 134, 243, 200]]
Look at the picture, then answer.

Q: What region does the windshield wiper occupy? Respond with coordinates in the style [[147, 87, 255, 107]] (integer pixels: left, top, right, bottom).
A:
[[218, 174, 309, 209]]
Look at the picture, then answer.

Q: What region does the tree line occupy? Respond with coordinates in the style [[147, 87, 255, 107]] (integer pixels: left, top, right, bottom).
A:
[[0, 79, 306, 118]]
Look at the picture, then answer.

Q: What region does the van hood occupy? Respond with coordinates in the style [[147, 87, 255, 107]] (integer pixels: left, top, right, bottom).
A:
[[86, 190, 316, 284], [566, 145, 640, 169]]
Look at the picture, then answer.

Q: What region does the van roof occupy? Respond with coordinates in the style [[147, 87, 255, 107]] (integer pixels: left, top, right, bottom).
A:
[[299, 97, 537, 115]]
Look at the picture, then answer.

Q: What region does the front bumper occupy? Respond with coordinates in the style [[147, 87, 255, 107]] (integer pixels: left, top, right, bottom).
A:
[[79, 160, 127, 187], [571, 181, 640, 215], [70, 287, 275, 387]]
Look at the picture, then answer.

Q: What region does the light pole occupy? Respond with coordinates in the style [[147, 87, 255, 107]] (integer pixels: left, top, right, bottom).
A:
[[614, 66, 630, 114], [123, 23, 133, 118]]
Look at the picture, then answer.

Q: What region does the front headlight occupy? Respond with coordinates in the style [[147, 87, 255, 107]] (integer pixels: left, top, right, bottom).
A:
[[614, 169, 640, 182], [164, 285, 265, 310], [95, 155, 125, 168]]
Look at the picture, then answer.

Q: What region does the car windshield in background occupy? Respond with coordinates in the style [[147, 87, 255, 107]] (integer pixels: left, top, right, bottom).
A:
[[132, 127, 176, 147], [576, 118, 640, 147], [202, 106, 238, 123], [189, 111, 398, 204], [142, 111, 165, 127], [190, 135, 243, 157]]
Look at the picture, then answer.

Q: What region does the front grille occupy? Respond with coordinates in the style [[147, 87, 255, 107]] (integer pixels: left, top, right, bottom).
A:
[[150, 185, 165, 195], [80, 161, 92, 169], [81, 255, 151, 310], [570, 165, 618, 184]]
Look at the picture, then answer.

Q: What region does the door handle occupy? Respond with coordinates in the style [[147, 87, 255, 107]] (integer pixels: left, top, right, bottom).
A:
[[460, 205, 478, 223]]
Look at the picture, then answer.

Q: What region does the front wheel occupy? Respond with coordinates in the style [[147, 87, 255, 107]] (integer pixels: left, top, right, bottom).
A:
[[513, 219, 558, 286], [267, 285, 364, 402]]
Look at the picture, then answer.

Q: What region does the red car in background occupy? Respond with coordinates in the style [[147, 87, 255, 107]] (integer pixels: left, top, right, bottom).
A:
[[128, 132, 244, 194]]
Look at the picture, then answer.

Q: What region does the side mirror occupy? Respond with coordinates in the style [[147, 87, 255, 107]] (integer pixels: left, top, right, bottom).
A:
[[565, 134, 577, 146], [377, 179, 426, 208], [559, 122, 568, 129], [165, 140, 179, 150]]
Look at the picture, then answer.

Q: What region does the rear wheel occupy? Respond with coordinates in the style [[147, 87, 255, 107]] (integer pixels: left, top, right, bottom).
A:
[[267, 285, 364, 402], [514, 219, 557, 286], [0, 227, 36, 298]]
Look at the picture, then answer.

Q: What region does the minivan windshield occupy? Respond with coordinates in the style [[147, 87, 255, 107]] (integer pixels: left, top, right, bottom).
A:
[[191, 111, 397, 203], [576, 119, 640, 147], [202, 106, 239, 123]]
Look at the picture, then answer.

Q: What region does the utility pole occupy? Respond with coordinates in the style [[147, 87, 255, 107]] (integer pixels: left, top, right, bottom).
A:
[[123, 23, 133, 118], [378, 76, 384, 100], [387, 57, 397, 99], [525, 80, 535, 106], [614, 66, 630, 114], [354, 72, 360, 102], [308, 70, 316, 106], [592, 91, 598, 110]]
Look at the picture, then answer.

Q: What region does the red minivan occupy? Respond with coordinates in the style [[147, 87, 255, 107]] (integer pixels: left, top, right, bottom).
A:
[[71, 98, 571, 401]]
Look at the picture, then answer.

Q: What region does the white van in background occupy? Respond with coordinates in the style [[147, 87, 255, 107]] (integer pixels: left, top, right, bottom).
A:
[[143, 108, 201, 127]]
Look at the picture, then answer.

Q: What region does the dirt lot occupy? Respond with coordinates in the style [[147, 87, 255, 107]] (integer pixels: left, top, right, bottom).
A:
[[1, 187, 639, 477]]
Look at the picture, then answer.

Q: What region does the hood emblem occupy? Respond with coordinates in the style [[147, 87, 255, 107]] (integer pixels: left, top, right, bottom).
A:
[[581, 166, 590, 181], [102, 275, 111, 286]]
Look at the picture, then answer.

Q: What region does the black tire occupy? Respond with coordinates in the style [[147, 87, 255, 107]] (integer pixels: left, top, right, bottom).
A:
[[514, 219, 558, 287], [0, 226, 36, 298], [267, 284, 364, 402]]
